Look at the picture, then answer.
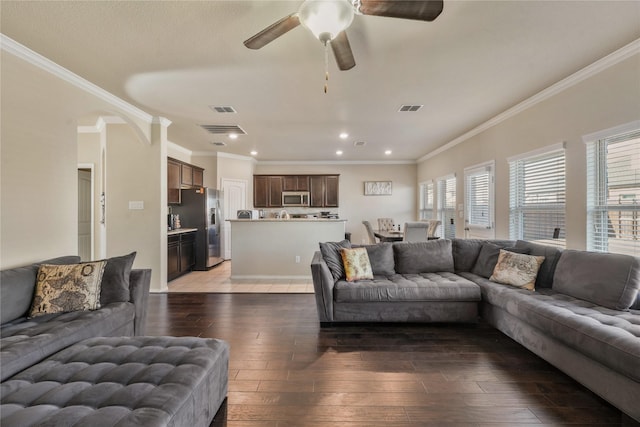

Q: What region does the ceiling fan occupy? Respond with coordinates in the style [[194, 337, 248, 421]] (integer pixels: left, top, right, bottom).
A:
[[244, 0, 444, 71]]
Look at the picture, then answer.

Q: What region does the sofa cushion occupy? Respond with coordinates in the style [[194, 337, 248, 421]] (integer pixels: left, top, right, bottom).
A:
[[319, 240, 351, 281], [471, 242, 530, 278], [334, 272, 481, 303], [464, 272, 640, 382], [489, 250, 545, 291], [451, 239, 515, 273], [553, 250, 640, 310], [29, 261, 107, 318], [514, 240, 563, 288], [341, 247, 374, 282], [393, 239, 454, 274], [99, 251, 137, 305], [0, 302, 135, 381], [363, 243, 395, 276], [0, 256, 81, 325]]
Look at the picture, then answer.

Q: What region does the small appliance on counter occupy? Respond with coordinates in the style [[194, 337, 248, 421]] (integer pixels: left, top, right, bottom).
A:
[[237, 209, 260, 219], [320, 211, 339, 219]]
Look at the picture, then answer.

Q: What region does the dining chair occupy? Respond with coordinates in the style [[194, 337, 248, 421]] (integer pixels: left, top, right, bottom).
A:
[[377, 218, 395, 232], [362, 221, 378, 244], [402, 222, 430, 242], [426, 219, 442, 239]]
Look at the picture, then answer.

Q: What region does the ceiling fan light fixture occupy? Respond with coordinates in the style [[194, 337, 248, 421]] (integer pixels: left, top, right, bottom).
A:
[[298, 0, 354, 43]]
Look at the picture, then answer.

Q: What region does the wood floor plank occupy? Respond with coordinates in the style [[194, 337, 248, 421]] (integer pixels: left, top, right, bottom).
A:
[[145, 293, 636, 426]]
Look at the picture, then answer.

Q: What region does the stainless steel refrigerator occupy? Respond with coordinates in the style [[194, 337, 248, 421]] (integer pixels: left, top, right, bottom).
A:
[[174, 188, 224, 270]]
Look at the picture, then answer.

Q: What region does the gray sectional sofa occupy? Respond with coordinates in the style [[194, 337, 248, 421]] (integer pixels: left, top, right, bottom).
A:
[[0, 255, 229, 426], [311, 238, 640, 422]]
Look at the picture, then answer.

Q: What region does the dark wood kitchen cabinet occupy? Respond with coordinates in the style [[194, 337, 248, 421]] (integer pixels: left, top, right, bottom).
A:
[[282, 175, 309, 191], [168, 157, 204, 204], [310, 175, 339, 208], [253, 175, 283, 208], [168, 231, 196, 281]]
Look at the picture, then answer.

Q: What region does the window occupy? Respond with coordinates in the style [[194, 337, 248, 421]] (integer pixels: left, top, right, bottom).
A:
[[464, 162, 494, 239], [419, 181, 434, 220], [509, 144, 566, 248], [586, 124, 640, 256], [437, 175, 456, 239]]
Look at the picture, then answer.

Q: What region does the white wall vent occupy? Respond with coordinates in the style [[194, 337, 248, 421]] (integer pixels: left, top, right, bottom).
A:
[[354, 141, 367, 147], [398, 104, 423, 112], [200, 124, 247, 135], [209, 106, 237, 113]]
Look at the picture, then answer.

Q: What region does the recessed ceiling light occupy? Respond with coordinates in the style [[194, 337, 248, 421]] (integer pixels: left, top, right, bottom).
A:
[[385, 150, 392, 155], [336, 150, 343, 156], [250, 150, 258, 156], [339, 132, 349, 139], [229, 133, 239, 140]]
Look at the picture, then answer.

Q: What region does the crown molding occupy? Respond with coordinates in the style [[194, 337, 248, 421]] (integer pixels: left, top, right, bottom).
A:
[[1, 34, 153, 124], [168, 141, 193, 156], [418, 37, 640, 163], [257, 159, 416, 166]]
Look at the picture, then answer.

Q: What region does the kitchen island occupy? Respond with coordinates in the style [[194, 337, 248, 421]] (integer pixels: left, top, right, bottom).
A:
[[228, 219, 346, 279]]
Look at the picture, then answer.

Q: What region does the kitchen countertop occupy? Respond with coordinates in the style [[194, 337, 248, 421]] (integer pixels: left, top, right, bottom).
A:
[[227, 218, 345, 222], [167, 228, 198, 235]]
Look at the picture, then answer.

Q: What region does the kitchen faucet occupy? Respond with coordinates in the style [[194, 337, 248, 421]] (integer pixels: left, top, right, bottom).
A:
[[279, 209, 290, 220]]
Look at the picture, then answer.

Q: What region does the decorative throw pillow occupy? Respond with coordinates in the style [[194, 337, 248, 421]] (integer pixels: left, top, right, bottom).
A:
[[471, 242, 530, 278], [29, 261, 107, 317], [340, 247, 374, 282], [319, 240, 352, 281], [99, 252, 137, 305], [489, 250, 545, 291]]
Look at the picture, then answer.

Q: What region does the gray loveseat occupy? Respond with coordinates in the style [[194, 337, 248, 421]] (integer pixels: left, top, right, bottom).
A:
[[311, 238, 640, 422]]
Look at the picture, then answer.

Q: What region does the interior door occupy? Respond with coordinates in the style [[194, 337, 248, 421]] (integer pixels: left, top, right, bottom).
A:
[[77, 168, 93, 261], [221, 178, 247, 260]]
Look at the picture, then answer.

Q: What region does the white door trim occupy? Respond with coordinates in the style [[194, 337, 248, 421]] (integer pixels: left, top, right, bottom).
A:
[[78, 163, 95, 260]]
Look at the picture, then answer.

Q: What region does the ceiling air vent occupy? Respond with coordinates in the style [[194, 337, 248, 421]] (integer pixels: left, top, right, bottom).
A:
[[199, 124, 247, 135], [398, 104, 423, 112], [209, 106, 237, 113], [211, 141, 226, 147], [354, 141, 367, 147]]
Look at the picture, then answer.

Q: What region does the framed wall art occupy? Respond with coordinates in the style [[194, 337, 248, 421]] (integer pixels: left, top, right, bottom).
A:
[[364, 181, 392, 196]]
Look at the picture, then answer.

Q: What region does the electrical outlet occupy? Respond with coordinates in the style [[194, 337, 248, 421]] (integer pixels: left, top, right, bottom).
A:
[[128, 201, 144, 210], [295, 256, 300, 263]]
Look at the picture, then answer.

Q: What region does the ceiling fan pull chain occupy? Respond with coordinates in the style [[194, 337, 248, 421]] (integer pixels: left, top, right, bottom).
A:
[[324, 41, 329, 93]]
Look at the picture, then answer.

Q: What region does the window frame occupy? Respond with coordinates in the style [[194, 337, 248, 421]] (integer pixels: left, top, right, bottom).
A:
[[508, 143, 566, 248], [419, 180, 435, 220], [464, 161, 495, 238], [436, 174, 456, 239], [584, 120, 640, 256]]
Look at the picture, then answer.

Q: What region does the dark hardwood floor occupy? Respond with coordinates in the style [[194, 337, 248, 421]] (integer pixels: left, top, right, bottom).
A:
[[146, 293, 637, 426]]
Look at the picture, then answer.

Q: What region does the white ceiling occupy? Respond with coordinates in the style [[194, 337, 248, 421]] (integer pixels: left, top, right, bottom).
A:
[[2, 1, 639, 161]]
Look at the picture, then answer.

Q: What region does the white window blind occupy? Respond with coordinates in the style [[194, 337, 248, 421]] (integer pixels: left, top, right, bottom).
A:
[[509, 147, 566, 248], [586, 128, 640, 256], [419, 181, 434, 220], [437, 175, 456, 239], [464, 162, 494, 233]]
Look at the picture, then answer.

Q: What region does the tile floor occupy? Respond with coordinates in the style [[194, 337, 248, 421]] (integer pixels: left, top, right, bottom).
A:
[[167, 261, 314, 293]]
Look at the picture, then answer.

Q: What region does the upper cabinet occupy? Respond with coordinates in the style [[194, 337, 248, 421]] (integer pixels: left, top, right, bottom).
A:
[[282, 175, 310, 192], [254, 174, 338, 208], [168, 157, 205, 204], [254, 175, 283, 208]]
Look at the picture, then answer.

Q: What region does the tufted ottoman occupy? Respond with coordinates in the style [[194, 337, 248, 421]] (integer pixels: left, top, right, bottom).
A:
[[1, 336, 229, 426]]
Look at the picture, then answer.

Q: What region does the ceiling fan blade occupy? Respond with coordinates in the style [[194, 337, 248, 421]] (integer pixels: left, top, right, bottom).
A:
[[331, 31, 356, 71], [358, 0, 443, 22], [243, 14, 300, 49]]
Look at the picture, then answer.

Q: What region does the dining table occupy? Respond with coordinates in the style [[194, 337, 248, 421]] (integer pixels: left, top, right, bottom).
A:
[[374, 229, 404, 242]]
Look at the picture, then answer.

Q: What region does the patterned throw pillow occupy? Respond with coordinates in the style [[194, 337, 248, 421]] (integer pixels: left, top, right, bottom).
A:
[[340, 247, 374, 282], [489, 250, 545, 291], [29, 261, 107, 317]]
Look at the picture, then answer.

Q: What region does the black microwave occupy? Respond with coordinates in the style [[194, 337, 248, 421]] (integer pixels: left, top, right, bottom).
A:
[[282, 191, 309, 207]]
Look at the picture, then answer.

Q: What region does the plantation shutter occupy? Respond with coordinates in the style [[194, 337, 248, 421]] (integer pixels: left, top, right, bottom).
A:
[[509, 145, 566, 248], [420, 181, 435, 220], [437, 175, 456, 239], [586, 128, 640, 256], [465, 163, 493, 231]]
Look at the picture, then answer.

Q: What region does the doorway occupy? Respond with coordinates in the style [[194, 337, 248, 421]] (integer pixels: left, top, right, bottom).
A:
[[77, 166, 94, 261], [221, 178, 247, 259]]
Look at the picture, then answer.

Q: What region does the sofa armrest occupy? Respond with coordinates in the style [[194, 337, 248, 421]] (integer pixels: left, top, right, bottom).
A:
[[311, 251, 335, 323], [129, 269, 151, 335]]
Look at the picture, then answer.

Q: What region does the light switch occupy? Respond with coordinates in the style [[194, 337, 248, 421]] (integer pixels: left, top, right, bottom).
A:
[[128, 201, 144, 210]]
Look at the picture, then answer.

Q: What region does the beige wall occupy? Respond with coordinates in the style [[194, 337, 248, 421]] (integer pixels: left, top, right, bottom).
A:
[[417, 54, 640, 249], [255, 163, 417, 244]]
